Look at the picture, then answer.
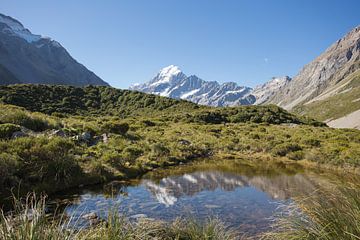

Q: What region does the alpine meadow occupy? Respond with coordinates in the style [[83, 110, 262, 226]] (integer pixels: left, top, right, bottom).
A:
[[0, 1, 360, 239]]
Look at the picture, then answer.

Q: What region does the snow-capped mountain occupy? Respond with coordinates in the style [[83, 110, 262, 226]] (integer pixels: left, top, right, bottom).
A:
[[130, 65, 256, 107], [0, 13, 108, 86], [130, 65, 290, 107]]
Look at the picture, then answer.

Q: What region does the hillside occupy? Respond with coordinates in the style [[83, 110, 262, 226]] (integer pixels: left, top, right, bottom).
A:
[[0, 84, 198, 117], [0, 84, 323, 126]]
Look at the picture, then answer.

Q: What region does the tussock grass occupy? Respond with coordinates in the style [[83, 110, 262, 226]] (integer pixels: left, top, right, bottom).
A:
[[0, 193, 78, 240], [0, 193, 237, 240], [262, 182, 360, 240]]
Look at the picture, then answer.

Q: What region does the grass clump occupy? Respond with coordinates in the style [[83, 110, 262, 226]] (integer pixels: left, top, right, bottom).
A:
[[0, 194, 236, 240], [271, 143, 302, 157], [262, 183, 360, 240], [101, 122, 129, 135], [0, 193, 77, 240], [0, 104, 59, 131], [0, 124, 21, 139]]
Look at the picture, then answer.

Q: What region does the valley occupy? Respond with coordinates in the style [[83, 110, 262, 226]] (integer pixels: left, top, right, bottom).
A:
[[0, 8, 359, 240]]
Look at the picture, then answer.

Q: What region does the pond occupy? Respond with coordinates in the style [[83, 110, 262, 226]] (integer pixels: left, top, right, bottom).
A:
[[50, 159, 340, 236]]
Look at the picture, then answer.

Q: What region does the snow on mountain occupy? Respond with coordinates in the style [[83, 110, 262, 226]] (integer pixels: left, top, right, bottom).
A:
[[252, 76, 292, 105], [0, 13, 108, 86], [130, 65, 256, 107], [0, 14, 64, 48], [0, 14, 42, 43]]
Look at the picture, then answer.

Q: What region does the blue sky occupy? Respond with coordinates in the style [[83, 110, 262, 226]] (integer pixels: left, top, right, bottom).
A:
[[1, 0, 359, 88]]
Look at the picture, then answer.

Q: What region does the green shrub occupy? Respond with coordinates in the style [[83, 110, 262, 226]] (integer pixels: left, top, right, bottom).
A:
[[150, 143, 170, 157], [302, 138, 321, 147], [0, 109, 51, 131], [271, 143, 302, 157], [122, 146, 143, 162], [100, 151, 125, 167], [287, 151, 304, 161], [102, 122, 129, 135], [1, 137, 82, 185], [0, 123, 21, 139], [0, 153, 20, 187]]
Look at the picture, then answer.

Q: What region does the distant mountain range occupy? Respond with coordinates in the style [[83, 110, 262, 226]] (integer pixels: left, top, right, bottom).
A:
[[0, 13, 108, 86], [131, 25, 360, 129], [130, 65, 290, 107]]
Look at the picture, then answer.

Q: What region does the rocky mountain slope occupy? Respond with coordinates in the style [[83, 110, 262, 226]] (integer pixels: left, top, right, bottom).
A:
[[265, 25, 360, 110], [252, 76, 292, 105], [0, 13, 108, 86], [130, 65, 289, 107], [268, 25, 360, 129], [0, 63, 21, 85], [293, 69, 360, 129]]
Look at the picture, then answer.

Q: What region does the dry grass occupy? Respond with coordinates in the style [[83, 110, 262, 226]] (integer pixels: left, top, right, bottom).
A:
[[262, 182, 360, 240]]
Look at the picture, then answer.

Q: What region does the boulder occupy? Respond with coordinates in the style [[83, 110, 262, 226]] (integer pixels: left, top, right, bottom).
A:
[[102, 133, 109, 144], [49, 129, 66, 138], [11, 131, 28, 139], [79, 132, 92, 141], [178, 139, 191, 145]]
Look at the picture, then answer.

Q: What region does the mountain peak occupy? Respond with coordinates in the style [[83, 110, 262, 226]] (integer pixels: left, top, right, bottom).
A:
[[157, 65, 182, 78], [130, 65, 255, 106]]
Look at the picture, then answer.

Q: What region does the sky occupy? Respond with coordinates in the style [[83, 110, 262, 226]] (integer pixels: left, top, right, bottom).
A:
[[0, 0, 359, 89]]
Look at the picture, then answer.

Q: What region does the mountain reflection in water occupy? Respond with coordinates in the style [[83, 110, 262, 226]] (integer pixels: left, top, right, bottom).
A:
[[55, 160, 332, 235], [142, 171, 317, 206]]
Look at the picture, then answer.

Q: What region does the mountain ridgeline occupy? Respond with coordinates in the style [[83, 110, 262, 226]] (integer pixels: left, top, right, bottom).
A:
[[0, 13, 108, 86], [131, 25, 360, 129], [130, 65, 290, 107], [0, 84, 324, 126]]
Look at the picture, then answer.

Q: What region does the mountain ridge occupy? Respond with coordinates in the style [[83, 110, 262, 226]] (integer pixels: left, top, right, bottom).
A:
[[265, 25, 360, 109], [0, 13, 109, 86], [130, 65, 289, 107]]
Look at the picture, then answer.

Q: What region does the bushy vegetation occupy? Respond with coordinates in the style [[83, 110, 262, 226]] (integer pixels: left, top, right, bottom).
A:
[[0, 84, 199, 117], [0, 104, 59, 131], [0, 136, 84, 198], [0, 124, 20, 139], [0, 84, 324, 126]]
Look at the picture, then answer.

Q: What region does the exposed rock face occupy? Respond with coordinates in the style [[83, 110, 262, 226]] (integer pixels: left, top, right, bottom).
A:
[[0, 13, 109, 86], [130, 65, 255, 107], [252, 76, 292, 105], [265, 25, 360, 109]]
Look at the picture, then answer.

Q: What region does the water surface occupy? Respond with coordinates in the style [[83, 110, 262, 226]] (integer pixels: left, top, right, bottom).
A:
[[51, 159, 338, 235]]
